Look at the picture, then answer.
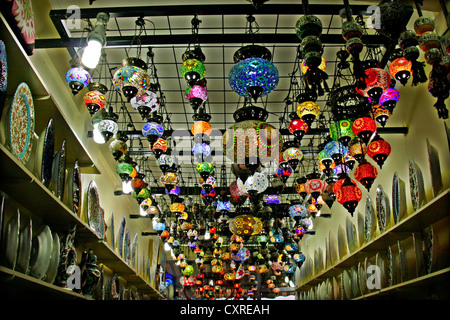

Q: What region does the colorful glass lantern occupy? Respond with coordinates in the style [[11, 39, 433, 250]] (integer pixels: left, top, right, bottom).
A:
[[336, 177, 362, 215], [295, 15, 323, 39], [352, 117, 377, 145], [356, 68, 391, 104], [113, 58, 149, 101], [133, 187, 150, 204], [192, 143, 212, 162], [160, 172, 180, 191], [83, 83, 107, 115], [229, 180, 249, 205], [200, 175, 217, 194], [142, 122, 164, 144], [367, 135, 391, 168], [379, 88, 400, 114], [305, 173, 326, 200], [296, 101, 320, 127], [152, 138, 168, 158], [223, 119, 282, 165], [131, 173, 146, 193], [329, 119, 356, 146], [237, 172, 269, 197], [288, 118, 309, 142], [66, 64, 91, 95], [180, 59, 206, 86], [116, 161, 134, 181], [414, 16, 435, 36], [354, 160, 378, 191], [333, 163, 351, 177], [296, 177, 308, 198], [301, 56, 326, 74], [323, 176, 337, 208], [288, 204, 308, 220], [371, 104, 391, 127], [318, 149, 333, 169], [191, 121, 213, 136], [229, 57, 279, 102], [282, 146, 303, 170], [165, 185, 181, 201], [170, 202, 185, 213], [348, 137, 367, 162], [276, 166, 293, 183], [324, 141, 348, 165], [139, 198, 152, 214], [97, 118, 118, 143], [389, 57, 412, 86], [265, 194, 280, 205], [196, 162, 215, 180], [130, 90, 160, 120], [185, 85, 208, 111], [109, 136, 128, 161], [217, 201, 231, 212], [157, 154, 175, 173], [344, 153, 356, 170], [229, 215, 262, 238]]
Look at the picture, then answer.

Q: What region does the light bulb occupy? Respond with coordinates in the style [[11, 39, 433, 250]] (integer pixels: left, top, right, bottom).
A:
[[139, 206, 147, 216], [82, 39, 102, 69], [289, 280, 295, 287], [92, 124, 106, 144], [164, 242, 171, 251], [122, 180, 133, 194], [204, 231, 211, 240]]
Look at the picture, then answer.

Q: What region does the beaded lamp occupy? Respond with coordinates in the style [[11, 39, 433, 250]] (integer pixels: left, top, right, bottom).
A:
[[113, 57, 149, 101], [130, 90, 160, 120], [354, 160, 378, 191], [367, 135, 392, 168]]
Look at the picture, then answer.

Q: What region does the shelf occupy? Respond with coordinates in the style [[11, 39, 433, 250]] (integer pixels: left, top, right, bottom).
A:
[[0, 266, 91, 300], [0, 14, 98, 174], [296, 189, 450, 291], [353, 267, 450, 300]]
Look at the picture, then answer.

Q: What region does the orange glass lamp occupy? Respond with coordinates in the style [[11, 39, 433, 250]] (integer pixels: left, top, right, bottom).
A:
[[371, 104, 391, 127], [296, 101, 320, 127], [354, 160, 378, 191], [336, 176, 362, 216], [389, 57, 412, 86], [367, 135, 391, 169], [152, 138, 168, 158], [352, 117, 377, 145]]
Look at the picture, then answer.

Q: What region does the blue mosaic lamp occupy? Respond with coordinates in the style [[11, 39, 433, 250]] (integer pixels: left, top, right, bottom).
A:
[[324, 140, 349, 165], [142, 122, 164, 144], [66, 58, 91, 95], [229, 57, 279, 102]]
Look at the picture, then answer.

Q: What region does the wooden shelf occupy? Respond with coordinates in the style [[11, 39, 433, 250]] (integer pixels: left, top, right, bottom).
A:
[[0, 266, 91, 300], [296, 189, 450, 292]]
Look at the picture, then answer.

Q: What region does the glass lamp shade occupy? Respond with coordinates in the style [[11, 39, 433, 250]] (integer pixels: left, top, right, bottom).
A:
[[371, 104, 391, 127], [305, 174, 326, 200], [229, 57, 279, 101], [414, 16, 435, 36], [152, 138, 168, 158], [157, 154, 175, 173], [288, 204, 308, 219], [191, 121, 213, 136], [109, 137, 128, 160], [293, 253, 306, 264], [170, 203, 185, 213], [342, 20, 363, 41], [356, 68, 391, 104], [333, 175, 357, 194], [318, 159, 336, 177], [130, 90, 160, 120], [160, 172, 180, 191], [336, 179, 362, 215], [200, 188, 216, 200], [329, 119, 356, 146], [229, 215, 262, 237], [237, 172, 269, 196], [352, 117, 377, 145], [223, 120, 282, 165], [131, 173, 146, 193], [180, 59, 206, 86], [324, 141, 348, 164], [142, 122, 164, 144], [192, 143, 212, 162], [113, 63, 149, 102], [139, 197, 152, 212], [296, 101, 320, 127], [367, 136, 391, 168], [283, 147, 303, 170], [165, 185, 181, 197], [389, 57, 412, 86], [265, 194, 280, 205], [133, 188, 150, 204], [348, 138, 367, 162], [217, 201, 231, 212], [116, 162, 134, 180], [344, 153, 356, 170], [185, 85, 208, 110], [318, 149, 333, 167], [97, 119, 118, 143], [379, 88, 400, 114], [295, 15, 323, 39], [276, 166, 293, 183], [354, 161, 378, 191], [288, 118, 309, 142], [200, 175, 217, 193], [66, 67, 91, 95], [196, 162, 215, 180], [84, 89, 107, 115], [301, 56, 326, 74]]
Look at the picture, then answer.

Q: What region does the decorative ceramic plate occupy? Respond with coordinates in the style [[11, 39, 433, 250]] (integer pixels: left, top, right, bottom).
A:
[[350, 266, 360, 298], [333, 275, 341, 300], [376, 250, 388, 289], [1, 209, 20, 270], [408, 156, 427, 211], [85, 180, 102, 237], [328, 230, 337, 266], [49, 140, 66, 200], [345, 216, 357, 253], [45, 231, 60, 284], [124, 229, 131, 264], [109, 213, 115, 249], [426, 139, 443, 197], [358, 260, 367, 295], [131, 233, 138, 269], [357, 211, 365, 247], [97, 207, 105, 240], [29, 225, 53, 280], [118, 216, 126, 257], [324, 237, 331, 268], [65, 160, 81, 215], [365, 195, 377, 243], [342, 269, 352, 300], [8, 82, 35, 165], [147, 258, 151, 283], [392, 172, 407, 224], [337, 224, 348, 260], [387, 245, 393, 286], [423, 225, 433, 274], [106, 274, 121, 300], [412, 232, 425, 278], [318, 246, 324, 273], [313, 249, 319, 275], [0, 40, 7, 109], [376, 185, 391, 233], [36, 118, 54, 188], [398, 240, 407, 283], [16, 215, 32, 274], [11, 0, 36, 54]]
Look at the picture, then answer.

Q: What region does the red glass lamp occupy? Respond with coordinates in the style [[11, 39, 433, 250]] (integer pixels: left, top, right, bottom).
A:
[[356, 68, 391, 104], [336, 176, 362, 215], [288, 117, 309, 143], [352, 117, 377, 145], [304, 172, 326, 201], [367, 135, 391, 168], [371, 104, 391, 127], [354, 160, 378, 191], [389, 57, 412, 86]]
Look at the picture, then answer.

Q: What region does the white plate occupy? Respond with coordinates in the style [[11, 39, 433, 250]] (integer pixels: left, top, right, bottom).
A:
[[29, 225, 53, 280], [16, 215, 32, 274], [365, 195, 377, 242], [45, 231, 60, 284], [1, 209, 20, 269], [345, 216, 357, 253], [408, 156, 427, 211], [342, 269, 352, 300], [358, 260, 367, 295], [118, 216, 126, 257], [357, 211, 365, 247], [426, 138, 443, 197], [351, 266, 360, 298], [337, 224, 348, 260], [392, 172, 407, 224], [131, 232, 138, 269]]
